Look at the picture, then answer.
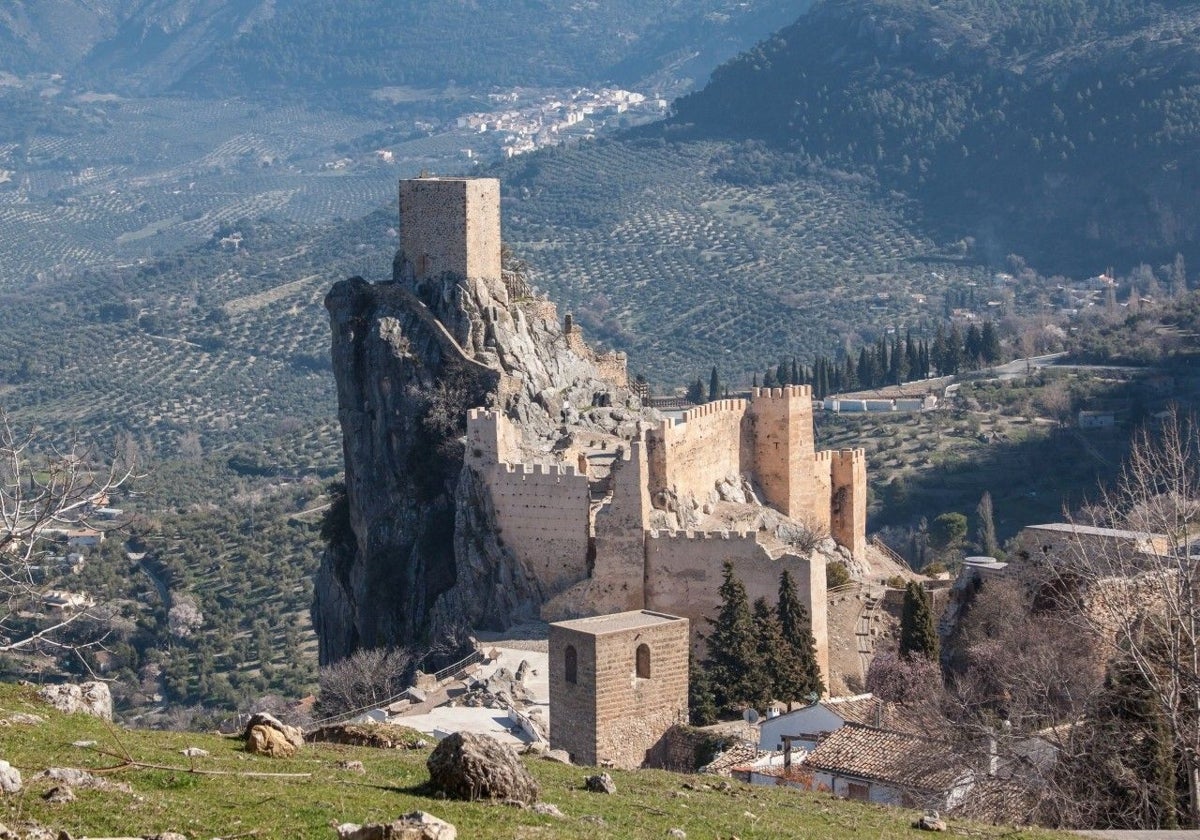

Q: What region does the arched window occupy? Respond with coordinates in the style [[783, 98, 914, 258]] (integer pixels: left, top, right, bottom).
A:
[[564, 645, 577, 684], [636, 643, 651, 679]]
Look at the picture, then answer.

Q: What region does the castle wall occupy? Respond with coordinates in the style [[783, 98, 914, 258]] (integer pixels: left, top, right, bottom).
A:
[[811, 451, 833, 534], [465, 410, 589, 597], [399, 178, 501, 287], [588, 440, 652, 613], [549, 611, 690, 769], [643, 530, 829, 687], [830, 449, 868, 560], [646, 400, 749, 504], [747, 386, 818, 522]]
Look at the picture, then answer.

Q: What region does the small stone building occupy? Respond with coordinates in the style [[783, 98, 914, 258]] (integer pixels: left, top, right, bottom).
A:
[[549, 610, 688, 769]]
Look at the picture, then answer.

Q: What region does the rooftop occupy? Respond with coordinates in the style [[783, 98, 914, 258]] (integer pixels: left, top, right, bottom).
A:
[[803, 723, 966, 792], [550, 610, 685, 636], [1024, 522, 1164, 541]]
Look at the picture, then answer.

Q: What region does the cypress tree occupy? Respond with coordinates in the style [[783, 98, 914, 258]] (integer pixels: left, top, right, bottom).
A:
[[688, 651, 719, 726], [704, 561, 761, 712], [981, 320, 1001, 364], [751, 598, 784, 709], [777, 570, 825, 702], [791, 358, 800, 386], [899, 581, 940, 662], [708, 366, 720, 402]]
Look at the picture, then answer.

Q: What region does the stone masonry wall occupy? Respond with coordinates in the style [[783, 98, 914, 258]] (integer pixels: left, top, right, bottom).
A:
[[487, 463, 590, 597], [399, 178, 501, 286], [646, 400, 749, 505], [466, 409, 590, 598], [747, 386, 819, 523], [548, 625, 598, 765], [643, 530, 829, 684], [831, 449, 868, 560], [592, 619, 690, 769]]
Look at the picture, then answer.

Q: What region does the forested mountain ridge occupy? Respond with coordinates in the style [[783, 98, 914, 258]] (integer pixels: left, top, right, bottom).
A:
[[672, 0, 1200, 272], [0, 0, 805, 97]]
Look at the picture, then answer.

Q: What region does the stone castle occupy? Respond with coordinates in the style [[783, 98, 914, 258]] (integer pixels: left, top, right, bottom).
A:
[[317, 176, 869, 687], [397, 176, 867, 684]]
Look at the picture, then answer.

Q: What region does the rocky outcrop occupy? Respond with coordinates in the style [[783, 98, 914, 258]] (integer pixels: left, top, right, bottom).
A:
[[314, 247, 640, 664], [426, 732, 539, 804], [36, 683, 112, 721]]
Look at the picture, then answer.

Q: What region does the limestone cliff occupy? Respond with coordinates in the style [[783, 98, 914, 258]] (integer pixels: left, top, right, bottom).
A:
[[313, 248, 640, 664]]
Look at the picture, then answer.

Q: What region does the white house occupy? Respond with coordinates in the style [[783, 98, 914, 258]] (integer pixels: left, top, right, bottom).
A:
[[801, 723, 974, 809], [757, 693, 896, 753]]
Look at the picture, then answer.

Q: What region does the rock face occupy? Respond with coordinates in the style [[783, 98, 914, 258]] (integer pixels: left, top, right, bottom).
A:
[[314, 234, 634, 662], [36, 682, 112, 720], [426, 732, 540, 804]]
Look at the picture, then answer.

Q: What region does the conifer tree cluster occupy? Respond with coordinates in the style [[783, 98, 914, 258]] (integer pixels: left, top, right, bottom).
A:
[[753, 320, 1002, 400], [691, 562, 824, 723], [898, 580, 940, 663]]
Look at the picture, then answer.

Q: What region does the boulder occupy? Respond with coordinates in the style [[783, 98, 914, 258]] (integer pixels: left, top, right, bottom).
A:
[[0, 760, 21, 793], [243, 712, 304, 750], [37, 682, 112, 720], [42, 786, 74, 804], [335, 812, 457, 840], [426, 732, 539, 804], [531, 803, 564, 818], [914, 811, 947, 831], [584, 772, 616, 794], [246, 724, 297, 758]]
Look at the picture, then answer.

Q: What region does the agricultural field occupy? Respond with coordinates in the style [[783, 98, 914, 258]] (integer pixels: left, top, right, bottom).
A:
[[498, 137, 995, 388]]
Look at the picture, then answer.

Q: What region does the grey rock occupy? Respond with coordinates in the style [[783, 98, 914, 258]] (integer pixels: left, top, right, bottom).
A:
[[336, 811, 457, 840], [337, 760, 366, 773], [668, 829, 687, 839], [0, 760, 21, 793], [541, 749, 572, 765], [426, 732, 539, 804], [531, 802, 564, 818], [36, 682, 112, 720], [42, 785, 74, 803], [584, 772, 616, 794]]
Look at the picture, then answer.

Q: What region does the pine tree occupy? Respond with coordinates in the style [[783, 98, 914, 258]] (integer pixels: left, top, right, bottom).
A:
[[777, 570, 824, 703], [899, 581, 940, 662], [704, 561, 761, 712]]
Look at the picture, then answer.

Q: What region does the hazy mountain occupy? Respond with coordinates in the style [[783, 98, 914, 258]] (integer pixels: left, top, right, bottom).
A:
[[0, 0, 805, 97], [673, 0, 1200, 271]]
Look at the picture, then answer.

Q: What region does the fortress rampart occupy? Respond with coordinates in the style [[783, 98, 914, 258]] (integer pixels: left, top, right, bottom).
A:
[[399, 177, 868, 694], [644, 529, 828, 681]]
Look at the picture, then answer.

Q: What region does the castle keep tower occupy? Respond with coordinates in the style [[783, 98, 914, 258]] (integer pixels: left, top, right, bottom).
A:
[[399, 177, 502, 286], [747, 385, 820, 523], [549, 610, 689, 769]]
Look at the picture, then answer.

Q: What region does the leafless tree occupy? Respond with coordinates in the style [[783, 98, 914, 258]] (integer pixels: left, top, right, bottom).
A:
[[0, 412, 135, 657], [1042, 410, 1200, 823], [314, 646, 415, 720]]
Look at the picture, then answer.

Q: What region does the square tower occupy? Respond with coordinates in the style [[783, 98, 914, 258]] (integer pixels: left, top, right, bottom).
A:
[[549, 610, 689, 769], [399, 177, 501, 283]]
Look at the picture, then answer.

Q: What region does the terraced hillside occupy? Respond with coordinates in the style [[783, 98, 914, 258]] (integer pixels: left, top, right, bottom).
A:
[[498, 137, 992, 387]]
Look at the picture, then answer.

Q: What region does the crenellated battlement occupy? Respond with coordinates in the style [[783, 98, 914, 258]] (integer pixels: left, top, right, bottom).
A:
[[751, 385, 813, 401], [814, 450, 833, 463], [647, 529, 757, 542], [500, 460, 582, 478], [833, 447, 867, 465]]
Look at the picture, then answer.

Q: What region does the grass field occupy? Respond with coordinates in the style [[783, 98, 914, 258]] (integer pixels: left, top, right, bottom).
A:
[[0, 684, 1067, 840]]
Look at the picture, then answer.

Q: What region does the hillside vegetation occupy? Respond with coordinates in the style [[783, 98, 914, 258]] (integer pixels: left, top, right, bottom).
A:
[[0, 0, 804, 99], [672, 0, 1200, 271], [0, 683, 1066, 839]]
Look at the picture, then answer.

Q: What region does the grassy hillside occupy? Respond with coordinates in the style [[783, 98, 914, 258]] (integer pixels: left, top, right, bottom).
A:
[[0, 683, 1066, 839], [672, 0, 1200, 272]]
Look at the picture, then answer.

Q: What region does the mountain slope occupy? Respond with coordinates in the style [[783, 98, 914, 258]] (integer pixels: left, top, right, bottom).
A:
[[673, 0, 1200, 271]]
